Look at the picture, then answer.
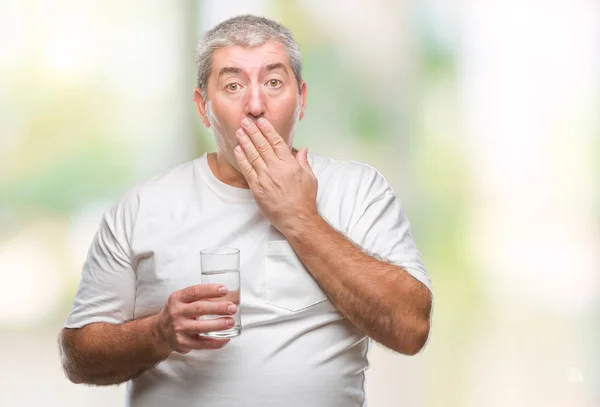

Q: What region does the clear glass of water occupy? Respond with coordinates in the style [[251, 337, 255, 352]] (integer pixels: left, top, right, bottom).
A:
[[199, 247, 241, 338]]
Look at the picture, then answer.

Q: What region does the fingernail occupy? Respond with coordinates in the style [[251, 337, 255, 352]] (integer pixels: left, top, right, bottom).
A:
[[219, 286, 228, 295], [227, 304, 237, 313], [242, 118, 251, 128], [227, 318, 235, 327], [257, 117, 266, 126]]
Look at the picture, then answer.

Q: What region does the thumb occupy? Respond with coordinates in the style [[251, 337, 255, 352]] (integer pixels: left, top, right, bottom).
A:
[[296, 147, 310, 169]]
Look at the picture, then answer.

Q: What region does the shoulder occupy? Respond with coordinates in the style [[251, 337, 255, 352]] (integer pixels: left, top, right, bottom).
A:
[[109, 158, 199, 217], [131, 159, 198, 196], [309, 152, 394, 199]]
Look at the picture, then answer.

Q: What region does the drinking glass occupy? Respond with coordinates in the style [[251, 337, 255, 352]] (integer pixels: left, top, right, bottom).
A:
[[199, 247, 241, 338]]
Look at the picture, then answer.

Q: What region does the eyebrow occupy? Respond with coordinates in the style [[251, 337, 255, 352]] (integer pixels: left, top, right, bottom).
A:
[[216, 63, 290, 79], [217, 66, 242, 78], [264, 62, 289, 77]]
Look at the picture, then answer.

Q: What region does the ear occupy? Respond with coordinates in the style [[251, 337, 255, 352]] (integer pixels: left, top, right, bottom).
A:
[[193, 88, 211, 128], [298, 81, 307, 121]]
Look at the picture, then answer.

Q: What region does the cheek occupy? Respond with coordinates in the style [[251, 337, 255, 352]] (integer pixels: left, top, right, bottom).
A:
[[211, 98, 245, 131], [269, 96, 299, 122]]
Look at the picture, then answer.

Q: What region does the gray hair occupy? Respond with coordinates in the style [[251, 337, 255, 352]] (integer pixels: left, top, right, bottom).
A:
[[194, 15, 303, 101]]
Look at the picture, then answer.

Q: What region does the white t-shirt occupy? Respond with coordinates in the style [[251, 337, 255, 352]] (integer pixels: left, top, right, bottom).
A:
[[65, 152, 432, 407]]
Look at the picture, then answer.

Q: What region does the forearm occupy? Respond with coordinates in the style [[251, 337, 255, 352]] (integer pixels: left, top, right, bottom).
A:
[[283, 215, 431, 355], [59, 314, 171, 385]]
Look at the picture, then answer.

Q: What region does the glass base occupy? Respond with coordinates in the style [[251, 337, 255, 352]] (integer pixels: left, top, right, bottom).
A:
[[201, 327, 241, 339]]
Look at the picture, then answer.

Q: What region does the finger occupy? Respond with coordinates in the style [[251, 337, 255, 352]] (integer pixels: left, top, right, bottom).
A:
[[257, 117, 290, 158], [234, 143, 259, 184], [241, 118, 277, 162], [196, 337, 231, 350], [180, 300, 237, 318], [236, 128, 268, 172], [179, 335, 230, 351], [177, 284, 227, 303], [183, 317, 236, 335], [295, 147, 312, 171]]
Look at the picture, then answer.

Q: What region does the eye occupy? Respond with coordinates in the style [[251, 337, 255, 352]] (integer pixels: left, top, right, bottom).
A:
[[267, 79, 282, 88], [225, 83, 241, 92]]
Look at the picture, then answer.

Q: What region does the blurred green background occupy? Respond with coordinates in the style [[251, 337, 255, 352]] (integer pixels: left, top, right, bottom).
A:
[[0, 0, 598, 406]]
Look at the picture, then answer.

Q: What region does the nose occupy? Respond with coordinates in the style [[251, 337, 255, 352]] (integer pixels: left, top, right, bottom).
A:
[[244, 84, 266, 119]]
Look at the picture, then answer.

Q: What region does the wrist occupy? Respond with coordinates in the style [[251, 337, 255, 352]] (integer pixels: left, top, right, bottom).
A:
[[149, 313, 172, 359], [280, 210, 324, 241]]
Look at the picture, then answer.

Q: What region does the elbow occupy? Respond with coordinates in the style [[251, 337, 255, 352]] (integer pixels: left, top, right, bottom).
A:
[[394, 319, 431, 356], [403, 328, 430, 356], [58, 329, 86, 384], [63, 365, 84, 384], [60, 357, 83, 384], [61, 352, 86, 385], [397, 285, 433, 356]]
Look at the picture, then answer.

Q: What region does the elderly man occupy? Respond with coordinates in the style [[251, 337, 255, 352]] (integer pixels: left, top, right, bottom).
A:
[[59, 14, 432, 407]]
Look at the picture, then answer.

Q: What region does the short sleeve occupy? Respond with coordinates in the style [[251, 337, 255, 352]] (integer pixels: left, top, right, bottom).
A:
[[64, 194, 138, 328], [348, 192, 432, 293]]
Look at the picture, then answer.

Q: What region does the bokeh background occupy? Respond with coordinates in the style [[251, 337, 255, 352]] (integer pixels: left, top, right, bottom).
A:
[[1, 0, 598, 406]]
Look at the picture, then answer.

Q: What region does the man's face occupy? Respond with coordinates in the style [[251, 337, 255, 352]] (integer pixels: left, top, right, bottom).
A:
[[194, 41, 307, 169]]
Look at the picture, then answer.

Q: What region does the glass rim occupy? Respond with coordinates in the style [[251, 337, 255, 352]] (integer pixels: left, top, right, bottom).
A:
[[200, 247, 240, 256]]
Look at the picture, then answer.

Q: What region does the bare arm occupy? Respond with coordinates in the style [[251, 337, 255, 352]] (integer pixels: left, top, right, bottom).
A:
[[59, 315, 170, 385], [284, 214, 432, 355], [59, 284, 237, 386]]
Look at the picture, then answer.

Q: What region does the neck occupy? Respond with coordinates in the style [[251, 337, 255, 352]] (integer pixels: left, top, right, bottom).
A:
[[207, 148, 299, 190]]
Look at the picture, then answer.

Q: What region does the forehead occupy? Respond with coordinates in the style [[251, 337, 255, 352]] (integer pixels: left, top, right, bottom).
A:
[[210, 41, 291, 74]]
